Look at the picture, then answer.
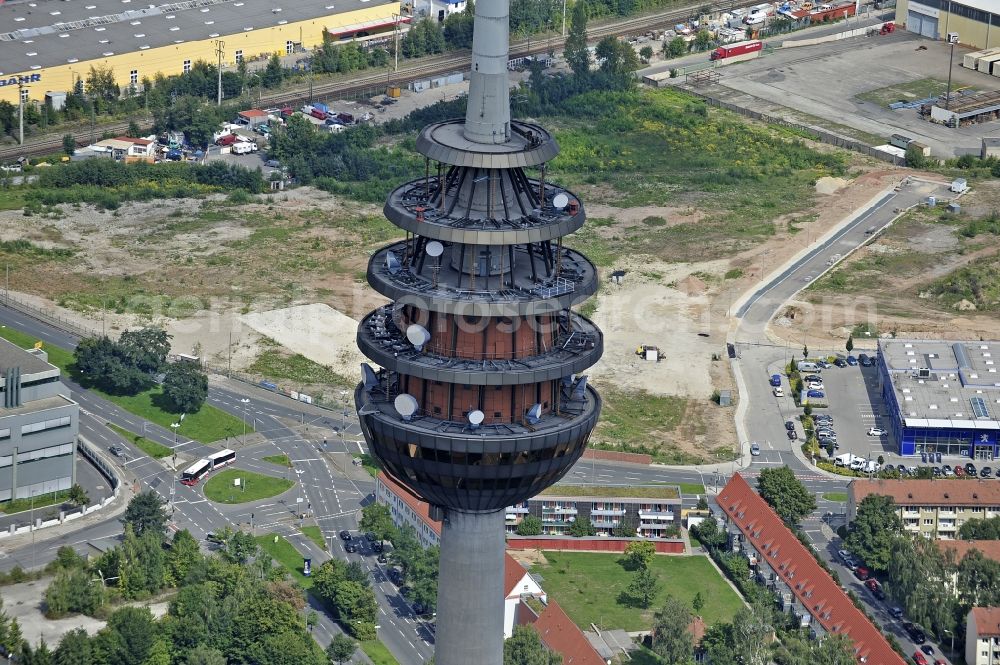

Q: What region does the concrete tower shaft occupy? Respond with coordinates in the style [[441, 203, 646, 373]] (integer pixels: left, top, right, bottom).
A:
[[463, 0, 512, 144]]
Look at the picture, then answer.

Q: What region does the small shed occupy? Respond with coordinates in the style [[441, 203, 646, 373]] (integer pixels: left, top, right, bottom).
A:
[[237, 109, 269, 127]]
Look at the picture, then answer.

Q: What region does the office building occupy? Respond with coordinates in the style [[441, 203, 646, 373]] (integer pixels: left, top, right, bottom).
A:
[[0, 338, 79, 502]]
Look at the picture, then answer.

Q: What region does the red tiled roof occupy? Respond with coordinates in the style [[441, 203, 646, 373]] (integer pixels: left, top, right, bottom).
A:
[[937, 540, 1000, 564], [529, 600, 606, 665], [850, 478, 1000, 506], [689, 616, 706, 645], [719, 474, 905, 665], [972, 607, 1000, 637], [239, 109, 268, 117], [378, 471, 441, 535]]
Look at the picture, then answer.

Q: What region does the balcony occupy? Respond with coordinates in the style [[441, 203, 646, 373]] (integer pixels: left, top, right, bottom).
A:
[[507, 505, 530, 514], [639, 510, 675, 521], [590, 508, 625, 517], [938, 509, 956, 517], [542, 506, 578, 515]]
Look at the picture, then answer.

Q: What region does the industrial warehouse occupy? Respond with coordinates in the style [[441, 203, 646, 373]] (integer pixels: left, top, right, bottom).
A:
[[896, 0, 1000, 49], [0, 0, 400, 105], [878, 339, 1000, 460]]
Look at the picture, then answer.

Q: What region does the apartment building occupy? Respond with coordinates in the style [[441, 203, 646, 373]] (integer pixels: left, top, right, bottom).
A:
[[506, 485, 682, 538], [967, 607, 1000, 665], [0, 339, 79, 502], [719, 474, 905, 664], [848, 479, 1000, 540]]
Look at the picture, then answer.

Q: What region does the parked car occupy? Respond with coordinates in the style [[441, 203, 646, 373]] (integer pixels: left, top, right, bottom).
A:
[[890, 606, 904, 619], [932, 466, 942, 476], [859, 353, 874, 366], [955, 466, 965, 477], [854, 566, 870, 581], [786, 430, 796, 440], [834, 358, 848, 367], [750, 442, 761, 456], [785, 420, 796, 431], [920, 645, 934, 656], [817, 360, 832, 368], [966, 463, 977, 475], [912, 651, 928, 665], [868, 427, 886, 437], [806, 382, 824, 391], [108, 445, 125, 457], [339, 530, 352, 541], [942, 465, 954, 477], [377, 552, 388, 563], [265, 159, 281, 168], [983, 466, 993, 478], [837, 549, 852, 562], [807, 390, 825, 399], [345, 542, 357, 553], [847, 355, 859, 366], [769, 374, 782, 387], [804, 374, 823, 383]]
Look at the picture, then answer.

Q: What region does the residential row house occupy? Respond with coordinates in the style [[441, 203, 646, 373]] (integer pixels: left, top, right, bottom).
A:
[[505, 485, 682, 538], [967, 607, 1000, 665], [848, 479, 1000, 540], [719, 474, 905, 664], [375, 471, 608, 665]]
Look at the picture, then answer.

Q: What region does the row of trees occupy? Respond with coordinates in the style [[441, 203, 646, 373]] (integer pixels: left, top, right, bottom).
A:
[[359, 503, 439, 614], [74, 329, 208, 412]]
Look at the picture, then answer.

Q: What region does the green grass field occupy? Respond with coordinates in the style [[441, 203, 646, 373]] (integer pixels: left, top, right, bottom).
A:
[[105, 422, 173, 458], [0, 490, 70, 515], [99, 387, 245, 444], [531, 552, 743, 631], [856, 77, 949, 108], [300, 525, 326, 550], [204, 469, 294, 504], [361, 640, 401, 665], [823, 492, 849, 502], [255, 534, 312, 589], [263, 454, 293, 468], [678, 483, 706, 496]]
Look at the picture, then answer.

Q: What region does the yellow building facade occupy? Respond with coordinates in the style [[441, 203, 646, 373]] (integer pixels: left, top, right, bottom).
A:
[[0, 3, 397, 105], [895, 0, 1000, 49]]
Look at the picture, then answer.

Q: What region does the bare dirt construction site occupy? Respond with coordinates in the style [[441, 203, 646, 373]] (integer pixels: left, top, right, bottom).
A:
[[789, 176, 1000, 351]]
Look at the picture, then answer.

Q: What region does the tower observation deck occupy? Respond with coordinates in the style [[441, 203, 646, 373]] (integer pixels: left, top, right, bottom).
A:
[[354, 0, 602, 661]]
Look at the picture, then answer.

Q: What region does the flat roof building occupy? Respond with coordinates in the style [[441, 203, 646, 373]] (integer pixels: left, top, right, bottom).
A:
[[0, 338, 79, 502], [896, 0, 1000, 50], [877, 339, 1000, 460], [0, 0, 399, 105]]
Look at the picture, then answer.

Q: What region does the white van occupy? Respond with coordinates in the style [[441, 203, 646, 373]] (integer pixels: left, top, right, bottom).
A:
[[744, 4, 771, 24], [797, 361, 820, 372]]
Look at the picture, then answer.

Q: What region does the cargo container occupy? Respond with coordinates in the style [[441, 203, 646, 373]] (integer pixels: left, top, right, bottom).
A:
[[889, 133, 914, 150], [216, 133, 238, 147], [977, 52, 1000, 74], [710, 40, 762, 60], [310, 107, 328, 120], [313, 102, 329, 114], [964, 47, 1000, 70]]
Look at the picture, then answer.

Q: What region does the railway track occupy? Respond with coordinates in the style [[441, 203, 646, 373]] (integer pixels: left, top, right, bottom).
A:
[[0, 0, 735, 161]]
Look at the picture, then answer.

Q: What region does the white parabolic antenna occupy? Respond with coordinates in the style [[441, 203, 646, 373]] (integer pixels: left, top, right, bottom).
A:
[[394, 393, 419, 419], [468, 409, 485, 426], [426, 241, 444, 257], [406, 324, 431, 348], [552, 193, 569, 209]]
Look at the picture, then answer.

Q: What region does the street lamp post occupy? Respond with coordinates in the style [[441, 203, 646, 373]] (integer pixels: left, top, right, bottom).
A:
[[340, 389, 349, 433], [171, 422, 180, 448], [240, 398, 250, 442], [945, 30, 959, 110]]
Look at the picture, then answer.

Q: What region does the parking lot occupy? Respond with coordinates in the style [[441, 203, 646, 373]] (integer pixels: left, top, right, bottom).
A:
[[702, 30, 1000, 158]]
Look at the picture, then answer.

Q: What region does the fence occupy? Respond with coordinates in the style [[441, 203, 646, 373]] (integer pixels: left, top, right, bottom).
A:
[[580, 449, 652, 465], [1, 290, 100, 340], [506, 535, 685, 554], [682, 90, 906, 166]]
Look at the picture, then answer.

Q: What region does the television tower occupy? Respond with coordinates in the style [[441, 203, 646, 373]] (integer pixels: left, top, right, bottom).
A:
[[355, 0, 602, 661]]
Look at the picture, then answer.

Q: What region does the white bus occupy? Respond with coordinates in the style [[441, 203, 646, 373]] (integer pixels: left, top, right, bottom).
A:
[[180, 459, 211, 486], [207, 448, 236, 470]]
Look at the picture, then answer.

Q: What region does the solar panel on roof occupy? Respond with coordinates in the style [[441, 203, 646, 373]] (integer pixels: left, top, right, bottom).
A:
[[971, 396, 990, 418]]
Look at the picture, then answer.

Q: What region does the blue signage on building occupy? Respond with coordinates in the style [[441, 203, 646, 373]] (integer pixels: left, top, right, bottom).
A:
[[0, 74, 42, 87]]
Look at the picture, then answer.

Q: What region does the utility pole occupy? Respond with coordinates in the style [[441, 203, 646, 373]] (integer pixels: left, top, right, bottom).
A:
[[562, 0, 567, 37], [215, 39, 225, 106], [17, 79, 27, 146], [5, 264, 8, 307], [945, 30, 959, 110]]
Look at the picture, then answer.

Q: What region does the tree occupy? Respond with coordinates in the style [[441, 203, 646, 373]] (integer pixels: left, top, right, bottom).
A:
[[564, 0, 590, 78], [693, 29, 712, 51], [504, 625, 561, 665], [665, 36, 687, 57], [957, 549, 1000, 609], [906, 144, 927, 168], [359, 503, 397, 543], [53, 628, 93, 665], [21, 639, 54, 665], [124, 491, 168, 537], [126, 120, 142, 138], [568, 517, 596, 537], [62, 134, 76, 156], [261, 54, 285, 88], [623, 540, 656, 570], [845, 494, 903, 571], [960, 516, 1000, 540], [651, 596, 694, 665], [846, 335, 854, 353], [513, 514, 542, 536], [44, 566, 105, 618], [67, 484, 89, 507], [108, 606, 158, 665], [184, 645, 226, 665], [167, 529, 202, 585], [595, 36, 639, 87], [803, 345, 809, 359], [692, 592, 704, 614], [162, 362, 208, 413], [731, 601, 772, 665], [696, 496, 709, 510], [117, 328, 171, 375], [621, 567, 660, 608], [639, 45, 653, 63], [756, 466, 816, 526], [691, 516, 726, 550], [142, 638, 171, 665], [326, 634, 357, 664]]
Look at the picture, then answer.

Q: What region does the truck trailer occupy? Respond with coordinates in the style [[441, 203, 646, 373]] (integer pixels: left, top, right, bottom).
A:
[[710, 40, 763, 61], [964, 47, 1000, 70]]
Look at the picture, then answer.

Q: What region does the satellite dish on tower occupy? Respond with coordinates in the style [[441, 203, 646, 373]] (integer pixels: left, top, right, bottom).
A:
[[406, 324, 431, 351], [394, 393, 419, 421], [552, 193, 569, 210], [426, 241, 444, 258], [468, 409, 485, 430], [526, 403, 542, 425]]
